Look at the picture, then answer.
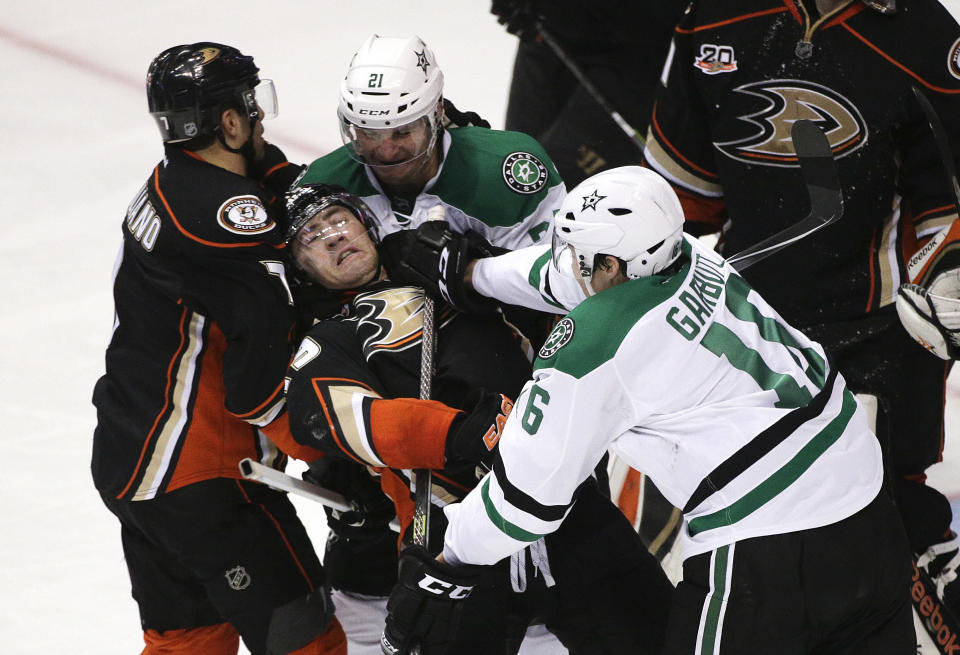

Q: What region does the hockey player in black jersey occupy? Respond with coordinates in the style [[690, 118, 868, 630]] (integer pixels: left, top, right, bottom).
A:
[[642, 0, 960, 637], [273, 183, 674, 655], [91, 43, 346, 655]]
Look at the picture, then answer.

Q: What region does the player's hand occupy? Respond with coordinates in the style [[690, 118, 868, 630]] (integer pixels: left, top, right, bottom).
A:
[[445, 391, 514, 469], [304, 458, 397, 539], [896, 269, 960, 359], [380, 545, 484, 655], [490, 0, 544, 41], [379, 224, 501, 314], [898, 222, 960, 360]]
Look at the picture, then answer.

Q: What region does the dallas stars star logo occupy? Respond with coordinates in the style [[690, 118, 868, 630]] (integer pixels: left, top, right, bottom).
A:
[[581, 190, 606, 211], [415, 49, 430, 75]]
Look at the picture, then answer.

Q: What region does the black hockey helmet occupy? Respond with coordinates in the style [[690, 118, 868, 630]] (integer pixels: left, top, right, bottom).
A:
[[284, 183, 382, 246], [146, 42, 265, 143]]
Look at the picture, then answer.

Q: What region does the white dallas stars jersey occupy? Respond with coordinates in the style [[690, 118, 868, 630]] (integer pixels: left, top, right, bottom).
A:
[[443, 235, 883, 566]]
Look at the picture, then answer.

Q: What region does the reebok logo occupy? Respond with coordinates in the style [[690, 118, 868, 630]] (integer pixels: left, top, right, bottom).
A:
[[912, 561, 959, 654], [908, 229, 948, 282]]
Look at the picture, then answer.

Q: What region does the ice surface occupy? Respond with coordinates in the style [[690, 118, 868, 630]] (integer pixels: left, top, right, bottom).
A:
[[1, 2, 957, 653]]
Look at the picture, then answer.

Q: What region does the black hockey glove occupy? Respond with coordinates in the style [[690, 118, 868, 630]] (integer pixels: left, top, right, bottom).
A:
[[444, 390, 514, 470], [441, 98, 491, 129], [304, 458, 397, 541], [379, 223, 503, 314], [490, 0, 544, 41], [381, 545, 485, 655]]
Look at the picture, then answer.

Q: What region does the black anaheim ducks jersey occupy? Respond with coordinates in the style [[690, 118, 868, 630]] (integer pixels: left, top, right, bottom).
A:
[[92, 145, 300, 500], [644, 0, 960, 327], [285, 282, 532, 544]]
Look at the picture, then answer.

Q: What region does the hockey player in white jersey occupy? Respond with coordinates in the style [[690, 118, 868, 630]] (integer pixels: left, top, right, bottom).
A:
[[381, 167, 916, 654]]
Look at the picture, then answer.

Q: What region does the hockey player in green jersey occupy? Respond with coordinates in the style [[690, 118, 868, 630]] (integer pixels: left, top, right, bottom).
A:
[[381, 166, 916, 654], [295, 34, 565, 250]]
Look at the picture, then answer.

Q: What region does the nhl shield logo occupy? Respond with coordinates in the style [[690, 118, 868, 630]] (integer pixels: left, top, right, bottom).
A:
[[225, 565, 251, 590], [539, 317, 575, 359], [502, 152, 548, 194], [217, 195, 275, 235]]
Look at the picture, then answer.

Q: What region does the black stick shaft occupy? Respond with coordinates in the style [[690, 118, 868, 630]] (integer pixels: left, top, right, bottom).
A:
[[535, 22, 646, 153]]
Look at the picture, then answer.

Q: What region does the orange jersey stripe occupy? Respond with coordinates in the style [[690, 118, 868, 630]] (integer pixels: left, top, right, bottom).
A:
[[152, 165, 283, 250], [840, 23, 960, 95], [677, 6, 789, 33], [117, 305, 190, 499]]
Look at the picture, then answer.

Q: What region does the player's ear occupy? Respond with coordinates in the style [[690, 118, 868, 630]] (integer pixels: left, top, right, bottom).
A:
[[220, 107, 243, 138]]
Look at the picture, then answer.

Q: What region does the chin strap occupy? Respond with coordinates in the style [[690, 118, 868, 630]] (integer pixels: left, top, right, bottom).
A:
[[216, 116, 260, 165]]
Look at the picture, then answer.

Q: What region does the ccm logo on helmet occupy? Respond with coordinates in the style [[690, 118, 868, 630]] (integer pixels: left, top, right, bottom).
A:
[[417, 574, 474, 599], [359, 109, 391, 116]]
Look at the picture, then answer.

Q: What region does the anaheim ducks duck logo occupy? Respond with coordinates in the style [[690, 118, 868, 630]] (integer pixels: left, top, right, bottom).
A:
[[351, 287, 452, 357], [217, 195, 275, 235], [715, 80, 867, 167], [198, 47, 221, 64]]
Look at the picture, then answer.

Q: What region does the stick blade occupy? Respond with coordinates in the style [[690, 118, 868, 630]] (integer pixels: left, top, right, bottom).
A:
[[727, 120, 843, 271]]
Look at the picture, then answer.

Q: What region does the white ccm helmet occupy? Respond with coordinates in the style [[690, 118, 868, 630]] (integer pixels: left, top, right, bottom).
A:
[[552, 166, 685, 288], [337, 35, 444, 164]]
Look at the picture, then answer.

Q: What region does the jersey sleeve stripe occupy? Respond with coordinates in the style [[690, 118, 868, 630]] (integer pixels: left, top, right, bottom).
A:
[[116, 305, 192, 499], [528, 250, 568, 310], [687, 386, 858, 536], [480, 477, 544, 542], [492, 456, 572, 522], [229, 380, 286, 422]]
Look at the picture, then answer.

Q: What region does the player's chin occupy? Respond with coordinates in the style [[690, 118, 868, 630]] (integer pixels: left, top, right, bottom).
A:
[[337, 253, 379, 285]]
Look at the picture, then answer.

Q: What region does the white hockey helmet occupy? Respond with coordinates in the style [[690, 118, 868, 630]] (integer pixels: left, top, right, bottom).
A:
[[337, 34, 443, 166], [338, 35, 443, 129], [552, 166, 685, 286]]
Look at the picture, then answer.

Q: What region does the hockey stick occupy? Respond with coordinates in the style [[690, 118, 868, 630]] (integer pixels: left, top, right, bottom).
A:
[[726, 119, 843, 271], [913, 86, 960, 212], [410, 206, 447, 552], [534, 22, 646, 153], [238, 458, 402, 532]]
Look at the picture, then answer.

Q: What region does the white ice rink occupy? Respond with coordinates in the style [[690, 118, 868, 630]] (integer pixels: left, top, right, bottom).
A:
[[2, 2, 959, 653]]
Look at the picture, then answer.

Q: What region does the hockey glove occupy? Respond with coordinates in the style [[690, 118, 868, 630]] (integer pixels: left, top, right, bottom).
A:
[[490, 0, 544, 41], [444, 391, 514, 470], [304, 458, 397, 540], [896, 275, 960, 359], [441, 98, 491, 129], [897, 222, 960, 359], [381, 545, 485, 655], [380, 223, 502, 314]]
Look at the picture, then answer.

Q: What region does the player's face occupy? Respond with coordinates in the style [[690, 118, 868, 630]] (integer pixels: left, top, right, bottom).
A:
[[353, 118, 439, 188], [292, 205, 380, 290]]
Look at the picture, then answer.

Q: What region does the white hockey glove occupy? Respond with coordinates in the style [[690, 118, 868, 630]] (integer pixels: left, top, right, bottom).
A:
[[896, 267, 960, 359]]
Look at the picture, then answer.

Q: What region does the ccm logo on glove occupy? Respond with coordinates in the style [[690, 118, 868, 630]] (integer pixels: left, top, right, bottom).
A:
[[417, 573, 474, 599]]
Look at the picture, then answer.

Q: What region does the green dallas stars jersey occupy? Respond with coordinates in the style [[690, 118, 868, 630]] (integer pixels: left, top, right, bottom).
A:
[[442, 235, 883, 566], [296, 126, 565, 248]]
